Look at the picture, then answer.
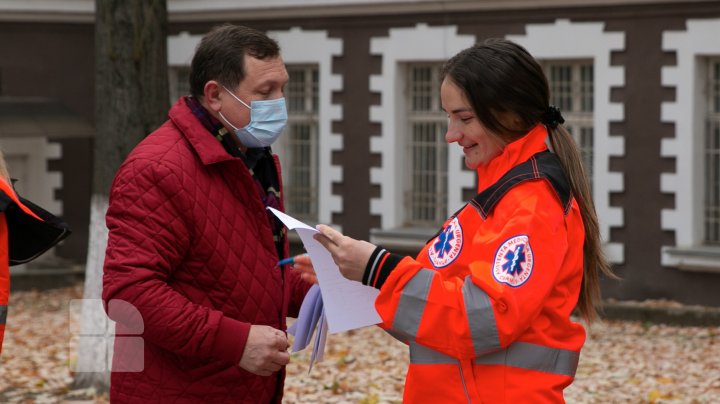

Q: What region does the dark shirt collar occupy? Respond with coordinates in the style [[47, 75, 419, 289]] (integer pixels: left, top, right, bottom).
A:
[[184, 96, 271, 168]]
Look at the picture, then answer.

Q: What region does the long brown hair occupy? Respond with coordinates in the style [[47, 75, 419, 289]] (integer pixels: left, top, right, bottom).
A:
[[442, 38, 617, 322]]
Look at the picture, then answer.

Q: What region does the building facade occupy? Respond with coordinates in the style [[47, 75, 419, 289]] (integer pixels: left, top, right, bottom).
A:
[[1, 0, 719, 304]]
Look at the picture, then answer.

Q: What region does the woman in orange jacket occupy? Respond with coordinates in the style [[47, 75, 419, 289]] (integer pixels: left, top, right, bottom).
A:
[[0, 151, 71, 354], [298, 38, 616, 403]]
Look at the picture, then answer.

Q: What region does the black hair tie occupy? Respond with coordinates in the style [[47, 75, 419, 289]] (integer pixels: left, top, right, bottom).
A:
[[541, 105, 565, 129]]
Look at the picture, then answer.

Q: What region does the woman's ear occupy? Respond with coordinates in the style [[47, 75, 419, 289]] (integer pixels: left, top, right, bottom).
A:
[[203, 81, 223, 112]]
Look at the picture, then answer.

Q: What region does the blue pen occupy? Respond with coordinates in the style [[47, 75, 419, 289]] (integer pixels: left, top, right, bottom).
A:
[[277, 254, 308, 267]]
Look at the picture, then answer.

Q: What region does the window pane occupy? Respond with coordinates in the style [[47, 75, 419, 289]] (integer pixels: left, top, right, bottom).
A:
[[312, 69, 319, 113], [288, 69, 306, 113], [549, 65, 572, 111], [408, 122, 447, 224], [405, 63, 447, 226], [580, 65, 594, 112], [580, 126, 594, 193], [411, 66, 433, 112], [706, 59, 720, 244]]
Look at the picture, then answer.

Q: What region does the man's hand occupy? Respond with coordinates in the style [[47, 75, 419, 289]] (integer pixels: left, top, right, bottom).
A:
[[314, 224, 377, 282], [238, 325, 290, 376]]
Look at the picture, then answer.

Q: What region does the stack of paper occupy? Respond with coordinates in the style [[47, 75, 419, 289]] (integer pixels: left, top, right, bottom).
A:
[[268, 208, 382, 370]]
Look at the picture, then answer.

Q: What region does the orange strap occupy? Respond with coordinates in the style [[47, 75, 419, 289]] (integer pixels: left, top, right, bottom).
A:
[[0, 178, 41, 221]]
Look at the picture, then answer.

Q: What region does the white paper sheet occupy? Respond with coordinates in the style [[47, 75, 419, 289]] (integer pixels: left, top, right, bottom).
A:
[[268, 207, 382, 333]]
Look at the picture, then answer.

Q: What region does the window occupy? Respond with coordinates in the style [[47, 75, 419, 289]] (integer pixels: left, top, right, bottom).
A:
[[544, 61, 594, 187], [404, 63, 447, 227], [168, 66, 191, 102], [706, 58, 720, 245], [660, 19, 720, 270], [284, 65, 319, 221]]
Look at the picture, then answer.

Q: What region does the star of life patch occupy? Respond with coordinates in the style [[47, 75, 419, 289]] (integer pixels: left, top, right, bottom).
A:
[[492, 235, 534, 287], [427, 217, 463, 268]]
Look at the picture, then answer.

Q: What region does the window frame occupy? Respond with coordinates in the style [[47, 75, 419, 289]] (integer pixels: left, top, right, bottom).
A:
[[704, 57, 720, 245], [403, 62, 449, 228], [660, 19, 720, 272], [367, 25, 476, 250], [282, 64, 321, 222]]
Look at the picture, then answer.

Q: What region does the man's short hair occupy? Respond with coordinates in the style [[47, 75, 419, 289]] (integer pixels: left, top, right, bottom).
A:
[[189, 24, 280, 98]]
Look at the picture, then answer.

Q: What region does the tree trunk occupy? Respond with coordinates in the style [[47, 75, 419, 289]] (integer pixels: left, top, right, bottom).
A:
[[74, 0, 168, 391]]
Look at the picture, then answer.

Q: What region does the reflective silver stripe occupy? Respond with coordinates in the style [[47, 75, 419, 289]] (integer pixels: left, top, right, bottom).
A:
[[409, 343, 471, 403], [0, 305, 7, 325], [462, 276, 501, 356], [384, 328, 408, 344], [475, 342, 579, 377], [391, 268, 435, 340], [366, 248, 386, 286], [409, 342, 457, 365]]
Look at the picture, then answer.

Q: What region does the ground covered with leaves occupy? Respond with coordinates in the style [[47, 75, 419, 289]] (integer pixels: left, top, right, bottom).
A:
[[0, 283, 718, 403]]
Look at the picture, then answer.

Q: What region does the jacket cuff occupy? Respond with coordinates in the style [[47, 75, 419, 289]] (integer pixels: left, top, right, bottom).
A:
[[362, 246, 403, 290], [211, 316, 251, 365], [362, 246, 386, 285]]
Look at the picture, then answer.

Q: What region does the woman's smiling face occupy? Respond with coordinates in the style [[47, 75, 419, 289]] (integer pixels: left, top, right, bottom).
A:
[[441, 78, 506, 169]]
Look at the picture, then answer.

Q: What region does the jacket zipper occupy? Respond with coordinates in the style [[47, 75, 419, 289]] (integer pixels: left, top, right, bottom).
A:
[[458, 362, 472, 403]]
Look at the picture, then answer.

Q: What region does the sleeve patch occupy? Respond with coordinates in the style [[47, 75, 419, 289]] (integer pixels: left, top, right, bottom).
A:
[[427, 217, 464, 268], [492, 235, 534, 287]]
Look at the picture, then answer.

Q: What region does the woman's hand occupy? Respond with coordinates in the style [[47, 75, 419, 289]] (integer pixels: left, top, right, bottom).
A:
[[314, 224, 377, 282], [292, 255, 318, 284]]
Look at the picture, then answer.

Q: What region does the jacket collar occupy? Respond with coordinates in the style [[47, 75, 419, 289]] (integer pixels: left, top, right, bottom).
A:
[[168, 96, 237, 166], [476, 124, 549, 192]]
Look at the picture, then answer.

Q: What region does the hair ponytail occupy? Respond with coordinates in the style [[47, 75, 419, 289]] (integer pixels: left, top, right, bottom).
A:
[[547, 125, 618, 323]]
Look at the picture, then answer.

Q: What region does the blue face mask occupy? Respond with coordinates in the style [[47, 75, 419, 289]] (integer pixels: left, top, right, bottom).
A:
[[218, 86, 288, 148]]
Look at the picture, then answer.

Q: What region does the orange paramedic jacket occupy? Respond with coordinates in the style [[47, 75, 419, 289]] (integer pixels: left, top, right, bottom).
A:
[[0, 177, 71, 354], [362, 125, 585, 403]]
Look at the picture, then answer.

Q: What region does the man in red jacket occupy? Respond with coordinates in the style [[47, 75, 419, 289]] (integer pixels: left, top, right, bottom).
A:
[[102, 24, 311, 403]]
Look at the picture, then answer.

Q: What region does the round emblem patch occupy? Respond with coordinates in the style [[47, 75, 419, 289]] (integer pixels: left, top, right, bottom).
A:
[[428, 217, 463, 268], [492, 235, 534, 287]]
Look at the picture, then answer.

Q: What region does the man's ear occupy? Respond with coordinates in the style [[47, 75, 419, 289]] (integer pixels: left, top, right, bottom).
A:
[[204, 80, 222, 112]]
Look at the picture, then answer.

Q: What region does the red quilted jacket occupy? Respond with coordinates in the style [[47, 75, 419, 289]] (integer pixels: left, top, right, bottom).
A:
[[102, 97, 310, 403]]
